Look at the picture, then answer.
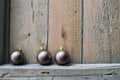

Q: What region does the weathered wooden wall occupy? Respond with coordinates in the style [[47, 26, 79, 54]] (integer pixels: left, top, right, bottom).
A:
[[48, 0, 82, 63], [10, 0, 48, 63], [10, 0, 120, 63], [0, 0, 119, 80], [83, 0, 120, 63], [10, 0, 82, 63]]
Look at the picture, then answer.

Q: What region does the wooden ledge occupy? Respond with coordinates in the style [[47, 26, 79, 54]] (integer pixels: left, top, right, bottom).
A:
[[1, 64, 120, 69], [0, 64, 120, 77]]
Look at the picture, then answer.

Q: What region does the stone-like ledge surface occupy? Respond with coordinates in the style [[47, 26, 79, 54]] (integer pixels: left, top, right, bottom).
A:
[[0, 64, 120, 77]]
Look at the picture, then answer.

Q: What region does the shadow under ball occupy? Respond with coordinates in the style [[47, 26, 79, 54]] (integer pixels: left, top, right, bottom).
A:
[[37, 50, 52, 65], [10, 50, 24, 65], [55, 50, 70, 65]]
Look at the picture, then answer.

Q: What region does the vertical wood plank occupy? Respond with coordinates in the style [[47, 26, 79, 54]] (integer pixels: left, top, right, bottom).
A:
[[0, 0, 5, 64], [4, 0, 10, 63], [48, 0, 82, 63], [10, 0, 48, 63], [83, 0, 120, 63]]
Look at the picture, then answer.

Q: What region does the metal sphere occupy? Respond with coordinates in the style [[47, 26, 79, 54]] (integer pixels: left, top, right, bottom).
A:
[[10, 50, 24, 65], [37, 50, 52, 65], [55, 50, 70, 65]]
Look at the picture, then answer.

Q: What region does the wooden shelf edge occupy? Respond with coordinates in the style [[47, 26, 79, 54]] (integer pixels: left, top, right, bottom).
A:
[[0, 64, 120, 77]]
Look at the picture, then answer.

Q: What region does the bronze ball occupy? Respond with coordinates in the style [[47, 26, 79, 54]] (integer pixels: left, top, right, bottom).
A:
[[10, 49, 24, 65], [37, 49, 52, 65], [55, 48, 70, 65]]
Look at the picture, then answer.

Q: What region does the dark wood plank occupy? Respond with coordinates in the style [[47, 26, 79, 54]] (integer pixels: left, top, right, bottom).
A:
[[4, 0, 10, 63], [0, 0, 5, 65]]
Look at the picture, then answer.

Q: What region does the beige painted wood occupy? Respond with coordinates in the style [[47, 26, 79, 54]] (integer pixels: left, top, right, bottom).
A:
[[0, 0, 5, 64], [83, 0, 120, 63], [48, 0, 82, 63], [10, 0, 48, 63]]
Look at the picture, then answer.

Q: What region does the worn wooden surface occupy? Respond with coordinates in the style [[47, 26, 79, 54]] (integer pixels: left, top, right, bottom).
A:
[[1, 77, 52, 80], [83, 0, 120, 63], [54, 76, 119, 80], [0, 64, 120, 76], [10, 0, 48, 63], [0, 0, 5, 65], [2, 76, 120, 80], [48, 0, 82, 63], [9, 0, 120, 63], [0, 64, 120, 80], [2, 0, 120, 80]]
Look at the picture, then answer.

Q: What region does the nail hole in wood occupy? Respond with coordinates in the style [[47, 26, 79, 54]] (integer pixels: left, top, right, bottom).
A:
[[28, 33, 31, 37], [41, 72, 50, 74]]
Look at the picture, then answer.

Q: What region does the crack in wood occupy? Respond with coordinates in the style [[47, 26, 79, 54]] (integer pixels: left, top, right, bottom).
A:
[[104, 71, 117, 76], [0, 73, 10, 78], [31, 0, 34, 23], [61, 27, 66, 39]]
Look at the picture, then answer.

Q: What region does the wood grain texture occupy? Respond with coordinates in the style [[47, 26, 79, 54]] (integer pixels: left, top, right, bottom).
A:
[[2, 77, 52, 80], [2, 76, 118, 80], [0, 64, 120, 76], [48, 0, 82, 63], [54, 76, 117, 80], [0, 64, 120, 80], [0, 0, 5, 64], [83, 0, 120, 63], [10, 0, 48, 63]]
